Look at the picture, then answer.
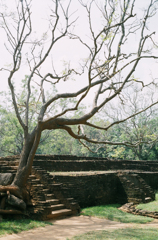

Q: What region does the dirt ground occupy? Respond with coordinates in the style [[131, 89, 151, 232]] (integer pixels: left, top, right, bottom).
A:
[[1, 215, 158, 240]]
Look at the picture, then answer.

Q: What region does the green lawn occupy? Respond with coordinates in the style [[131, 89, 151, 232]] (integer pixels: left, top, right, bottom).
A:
[[72, 195, 158, 239], [69, 227, 158, 240], [81, 204, 153, 223], [137, 193, 158, 212], [0, 219, 52, 236]]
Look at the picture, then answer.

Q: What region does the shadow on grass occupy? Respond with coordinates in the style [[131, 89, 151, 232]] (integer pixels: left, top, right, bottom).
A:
[[69, 227, 158, 240]]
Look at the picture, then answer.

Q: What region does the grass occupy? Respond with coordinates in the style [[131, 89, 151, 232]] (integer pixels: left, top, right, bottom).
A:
[[68, 227, 158, 240], [0, 218, 52, 236], [137, 193, 158, 212], [73, 196, 158, 239], [81, 204, 154, 223], [1, 195, 158, 238]]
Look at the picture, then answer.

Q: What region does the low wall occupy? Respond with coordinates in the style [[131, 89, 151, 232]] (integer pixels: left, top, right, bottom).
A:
[[50, 173, 127, 208], [32, 155, 158, 207], [33, 155, 158, 172], [49, 171, 158, 208], [2, 154, 158, 172], [138, 172, 158, 190], [33, 159, 158, 172]]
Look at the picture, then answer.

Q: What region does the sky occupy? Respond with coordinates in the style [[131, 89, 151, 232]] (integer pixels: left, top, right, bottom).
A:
[[0, 0, 158, 107]]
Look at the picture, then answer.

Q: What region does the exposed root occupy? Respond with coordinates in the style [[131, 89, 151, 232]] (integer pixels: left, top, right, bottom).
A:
[[0, 185, 22, 199], [0, 185, 31, 214], [0, 209, 23, 215]]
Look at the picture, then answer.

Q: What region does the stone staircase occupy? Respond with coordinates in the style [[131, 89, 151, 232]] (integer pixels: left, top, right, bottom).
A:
[[118, 172, 155, 204], [0, 156, 80, 220], [28, 166, 80, 220], [0, 159, 18, 175]]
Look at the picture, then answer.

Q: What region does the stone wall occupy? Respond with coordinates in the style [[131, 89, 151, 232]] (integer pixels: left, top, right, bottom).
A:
[[33, 155, 158, 172], [32, 155, 158, 207], [50, 173, 127, 208], [138, 172, 158, 190], [119, 202, 158, 219], [1, 155, 158, 210]]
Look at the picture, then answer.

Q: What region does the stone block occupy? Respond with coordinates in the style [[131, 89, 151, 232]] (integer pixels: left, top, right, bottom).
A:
[[0, 173, 13, 186]]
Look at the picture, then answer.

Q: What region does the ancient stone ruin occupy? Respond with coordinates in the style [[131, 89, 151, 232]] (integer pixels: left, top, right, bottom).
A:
[[0, 154, 158, 220]]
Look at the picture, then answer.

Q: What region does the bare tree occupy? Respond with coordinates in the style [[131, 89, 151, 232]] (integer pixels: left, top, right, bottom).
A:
[[0, 0, 158, 211]]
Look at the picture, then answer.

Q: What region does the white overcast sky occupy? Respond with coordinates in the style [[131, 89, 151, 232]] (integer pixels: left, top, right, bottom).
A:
[[0, 0, 158, 100]]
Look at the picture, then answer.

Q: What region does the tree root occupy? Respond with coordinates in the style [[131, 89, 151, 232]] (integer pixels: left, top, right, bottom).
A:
[[0, 209, 23, 215], [0, 184, 31, 213], [0, 185, 22, 199]]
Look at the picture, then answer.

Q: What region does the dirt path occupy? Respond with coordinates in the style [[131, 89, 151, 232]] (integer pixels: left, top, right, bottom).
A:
[[1, 215, 158, 240]]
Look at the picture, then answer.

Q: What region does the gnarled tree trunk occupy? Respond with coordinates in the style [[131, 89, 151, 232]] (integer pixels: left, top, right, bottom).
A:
[[0, 127, 41, 214]]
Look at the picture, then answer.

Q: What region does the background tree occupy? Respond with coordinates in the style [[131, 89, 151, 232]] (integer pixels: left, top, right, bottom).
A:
[[0, 0, 158, 210], [102, 87, 158, 160]]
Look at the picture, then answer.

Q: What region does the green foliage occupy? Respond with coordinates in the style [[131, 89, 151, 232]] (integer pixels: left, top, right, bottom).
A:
[[110, 147, 126, 159], [38, 129, 74, 155], [1, 83, 158, 160], [81, 205, 153, 223], [0, 105, 23, 156], [103, 110, 158, 160]]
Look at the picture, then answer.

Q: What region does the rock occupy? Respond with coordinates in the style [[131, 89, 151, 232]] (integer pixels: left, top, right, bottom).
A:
[[0, 173, 13, 186], [7, 194, 26, 210], [145, 197, 152, 203]]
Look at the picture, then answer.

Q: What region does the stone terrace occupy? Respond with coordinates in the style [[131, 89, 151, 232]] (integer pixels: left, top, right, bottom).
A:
[[1, 155, 158, 219]]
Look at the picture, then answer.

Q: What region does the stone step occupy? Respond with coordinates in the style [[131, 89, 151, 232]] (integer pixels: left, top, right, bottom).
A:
[[47, 208, 73, 219], [66, 198, 74, 203], [0, 169, 16, 174], [34, 168, 47, 173], [45, 193, 56, 200], [11, 160, 19, 166], [42, 189, 50, 194], [145, 197, 152, 203], [0, 166, 17, 170], [48, 199, 60, 205], [29, 178, 41, 182], [29, 175, 36, 179], [33, 166, 41, 169], [37, 201, 51, 206], [118, 173, 155, 203], [34, 196, 46, 201], [128, 197, 142, 203], [0, 162, 8, 165], [0, 160, 19, 165], [45, 198, 59, 205], [32, 184, 44, 188], [51, 204, 65, 211]]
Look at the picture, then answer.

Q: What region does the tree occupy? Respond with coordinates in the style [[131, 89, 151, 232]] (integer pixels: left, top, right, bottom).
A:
[[0, 0, 158, 211], [0, 106, 23, 156], [101, 85, 158, 160], [0, 80, 86, 156]]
